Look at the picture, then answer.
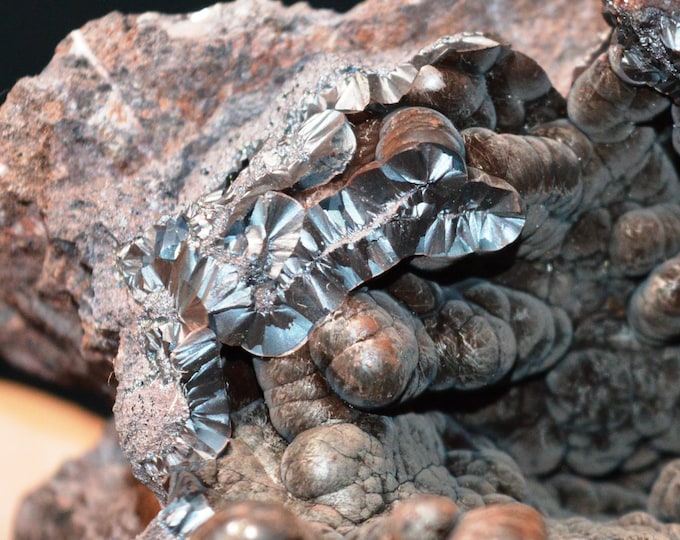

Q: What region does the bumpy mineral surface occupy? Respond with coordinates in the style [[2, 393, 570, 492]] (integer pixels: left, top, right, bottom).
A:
[[6, 0, 680, 539]]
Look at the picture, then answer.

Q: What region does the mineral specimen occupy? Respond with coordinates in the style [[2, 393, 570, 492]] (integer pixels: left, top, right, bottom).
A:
[[7, 0, 680, 538], [109, 0, 680, 537], [109, 0, 680, 534]]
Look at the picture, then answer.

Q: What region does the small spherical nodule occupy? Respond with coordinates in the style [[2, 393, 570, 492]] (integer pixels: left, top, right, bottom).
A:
[[609, 205, 680, 277], [309, 292, 421, 409], [498, 51, 552, 102], [448, 503, 547, 540], [628, 255, 680, 344], [376, 106, 465, 163], [405, 65, 489, 127], [190, 501, 312, 540], [386, 272, 442, 316], [385, 494, 460, 540], [279, 422, 371, 500], [648, 459, 680, 523], [427, 299, 516, 391]]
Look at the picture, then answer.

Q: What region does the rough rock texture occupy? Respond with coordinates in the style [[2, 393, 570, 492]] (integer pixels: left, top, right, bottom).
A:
[[14, 422, 160, 540], [8, 0, 680, 539]]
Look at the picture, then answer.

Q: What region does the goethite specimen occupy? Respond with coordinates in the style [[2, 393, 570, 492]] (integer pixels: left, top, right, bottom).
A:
[[114, 0, 680, 538]]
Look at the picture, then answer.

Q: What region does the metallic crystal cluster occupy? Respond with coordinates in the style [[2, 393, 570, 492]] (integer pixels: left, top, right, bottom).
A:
[[117, 33, 527, 505], [115, 2, 680, 538]]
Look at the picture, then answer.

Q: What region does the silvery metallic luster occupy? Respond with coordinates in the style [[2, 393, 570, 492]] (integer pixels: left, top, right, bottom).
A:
[[117, 34, 526, 495]]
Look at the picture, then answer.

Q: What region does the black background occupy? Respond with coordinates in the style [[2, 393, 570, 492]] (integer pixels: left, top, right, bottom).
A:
[[0, 0, 361, 105]]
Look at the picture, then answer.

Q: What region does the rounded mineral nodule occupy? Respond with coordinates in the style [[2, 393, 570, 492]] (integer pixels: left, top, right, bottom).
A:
[[190, 501, 312, 540]]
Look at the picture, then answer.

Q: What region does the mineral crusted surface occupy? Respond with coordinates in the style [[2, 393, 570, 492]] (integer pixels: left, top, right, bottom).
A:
[[7, 0, 680, 539]]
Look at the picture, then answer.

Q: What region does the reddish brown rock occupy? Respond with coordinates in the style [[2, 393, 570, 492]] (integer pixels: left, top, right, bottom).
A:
[[14, 422, 159, 540]]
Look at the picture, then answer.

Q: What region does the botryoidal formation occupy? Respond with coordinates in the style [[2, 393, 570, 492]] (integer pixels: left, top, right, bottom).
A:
[[7, 0, 680, 538]]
